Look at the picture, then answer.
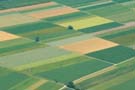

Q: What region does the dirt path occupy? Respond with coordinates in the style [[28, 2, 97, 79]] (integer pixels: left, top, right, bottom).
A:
[[74, 65, 116, 84], [93, 22, 135, 36], [27, 79, 47, 90], [59, 85, 67, 90]]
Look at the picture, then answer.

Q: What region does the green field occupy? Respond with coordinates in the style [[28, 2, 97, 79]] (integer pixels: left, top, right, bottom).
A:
[[76, 57, 135, 90], [2, 21, 83, 42], [87, 46, 135, 63], [0, 67, 28, 90], [0, 0, 134, 90], [37, 56, 112, 83]]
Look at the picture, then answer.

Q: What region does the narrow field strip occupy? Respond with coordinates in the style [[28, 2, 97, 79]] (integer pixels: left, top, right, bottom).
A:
[[0, 2, 57, 14], [29, 6, 79, 19], [37, 56, 112, 83], [0, 47, 71, 69], [27, 79, 48, 90], [94, 22, 135, 36], [88, 68, 135, 90], [47, 33, 94, 46], [74, 65, 116, 84], [14, 53, 80, 71], [0, 13, 39, 28], [58, 16, 113, 30], [77, 0, 113, 9], [87, 46, 135, 64]]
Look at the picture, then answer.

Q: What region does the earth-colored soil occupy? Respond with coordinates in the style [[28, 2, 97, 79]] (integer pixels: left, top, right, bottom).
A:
[[0, 2, 57, 14], [60, 37, 119, 54], [0, 31, 20, 42], [29, 6, 79, 19], [27, 79, 47, 90]]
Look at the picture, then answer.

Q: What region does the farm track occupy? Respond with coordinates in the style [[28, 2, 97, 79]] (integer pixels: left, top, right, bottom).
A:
[[0, 0, 134, 90], [93, 22, 135, 36]]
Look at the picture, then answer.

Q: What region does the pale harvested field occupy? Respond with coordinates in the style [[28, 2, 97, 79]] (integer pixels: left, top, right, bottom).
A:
[[0, 31, 20, 42], [29, 6, 79, 19], [0, 14, 39, 28], [27, 79, 47, 90], [60, 37, 118, 54], [0, 2, 57, 14], [93, 22, 135, 36], [58, 16, 113, 30], [74, 65, 116, 84]]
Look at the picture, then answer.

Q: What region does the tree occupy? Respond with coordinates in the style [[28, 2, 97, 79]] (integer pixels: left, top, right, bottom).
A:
[[66, 81, 81, 90], [68, 25, 74, 30], [35, 36, 40, 42]]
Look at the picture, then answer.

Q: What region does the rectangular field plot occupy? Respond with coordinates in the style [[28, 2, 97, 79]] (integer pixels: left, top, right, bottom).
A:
[[60, 37, 118, 54], [0, 31, 20, 42], [0, 2, 57, 14], [80, 22, 122, 33], [37, 56, 112, 83], [77, 57, 135, 90], [45, 12, 89, 23], [10, 77, 40, 90], [0, 38, 45, 56], [87, 46, 135, 63], [58, 16, 113, 30], [48, 33, 94, 47], [101, 28, 135, 48], [0, 13, 39, 28], [2, 21, 82, 42], [54, 0, 96, 7], [81, 2, 134, 23], [0, 46, 72, 70], [108, 78, 135, 90], [36, 80, 64, 90], [0, 0, 51, 10], [22, 54, 91, 75], [0, 67, 28, 90], [28, 6, 79, 19]]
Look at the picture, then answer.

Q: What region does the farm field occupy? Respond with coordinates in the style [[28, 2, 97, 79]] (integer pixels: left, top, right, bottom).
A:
[[0, 0, 135, 90]]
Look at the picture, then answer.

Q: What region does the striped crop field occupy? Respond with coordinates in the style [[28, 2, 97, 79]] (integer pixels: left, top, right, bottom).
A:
[[0, 0, 134, 90]]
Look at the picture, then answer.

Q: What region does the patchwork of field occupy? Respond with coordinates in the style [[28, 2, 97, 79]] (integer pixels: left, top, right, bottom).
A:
[[0, 0, 134, 90]]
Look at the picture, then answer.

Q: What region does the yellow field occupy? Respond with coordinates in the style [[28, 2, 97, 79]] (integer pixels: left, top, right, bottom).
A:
[[58, 16, 113, 30], [0, 14, 39, 28], [0, 31, 20, 42]]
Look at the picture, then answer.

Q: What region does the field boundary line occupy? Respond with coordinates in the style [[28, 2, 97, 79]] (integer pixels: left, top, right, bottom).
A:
[[27, 79, 47, 90], [74, 65, 116, 84], [0, 2, 57, 14], [85, 55, 116, 65], [59, 85, 67, 90], [77, 1, 113, 9], [93, 22, 135, 36], [117, 57, 135, 65], [8, 79, 30, 90]]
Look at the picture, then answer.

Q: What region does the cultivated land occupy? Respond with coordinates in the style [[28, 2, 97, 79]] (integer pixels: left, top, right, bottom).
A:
[[0, 0, 134, 90], [29, 6, 79, 19], [60, 37, 118, 54], [57, 16, 113, 30], [0, 31, 20, 41]]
